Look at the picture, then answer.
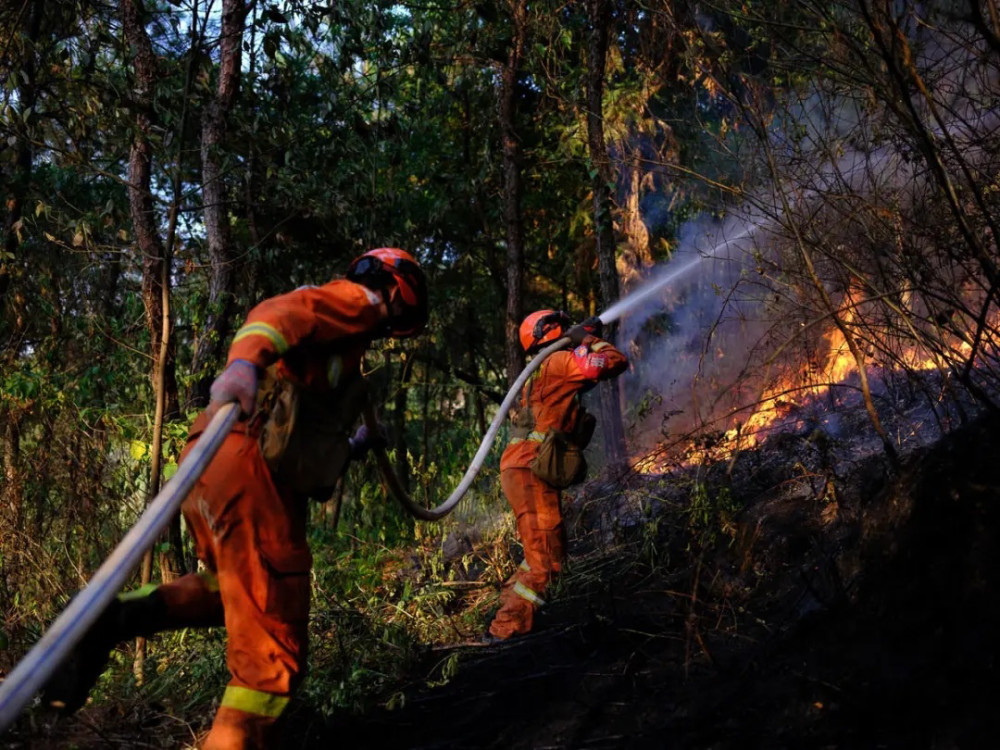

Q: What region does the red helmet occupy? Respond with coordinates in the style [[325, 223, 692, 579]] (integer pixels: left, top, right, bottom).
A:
[[519, 310, 572, 354], [347, 247, 428, 337]]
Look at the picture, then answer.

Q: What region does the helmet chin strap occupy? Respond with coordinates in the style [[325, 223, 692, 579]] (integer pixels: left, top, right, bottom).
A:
[[378, 285, 397, 337]]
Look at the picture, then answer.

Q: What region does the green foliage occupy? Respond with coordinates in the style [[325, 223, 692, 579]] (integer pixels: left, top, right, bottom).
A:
[[687, 480, 742, 550], [301, 502, 508, 715], [0, 0, 775, 726], [45, 628, 231, 720]]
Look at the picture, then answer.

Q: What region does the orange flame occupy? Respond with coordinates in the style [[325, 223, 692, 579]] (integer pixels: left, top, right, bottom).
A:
[[634, 284, 999, 473]]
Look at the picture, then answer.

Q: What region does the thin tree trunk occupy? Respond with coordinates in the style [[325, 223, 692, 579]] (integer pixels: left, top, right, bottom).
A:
[[392, 353, 416, 493], [155, 0, 202, 579], [500, 0, 528, 387], [188, 0, 250, 408], [0, 0, 40, 342], [243, 10, 264, 302], [0, 0, 41, 547], [122, 0, 192, 679], [584, 0, 626, 465], [622, 147, 652, 286], [2, 413, 23, 538]]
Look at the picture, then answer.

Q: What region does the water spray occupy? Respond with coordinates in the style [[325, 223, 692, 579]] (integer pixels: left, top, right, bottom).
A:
[[602, 221, 760, 325]]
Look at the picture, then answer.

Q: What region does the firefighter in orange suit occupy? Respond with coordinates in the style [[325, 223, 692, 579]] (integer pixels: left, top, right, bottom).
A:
[[44, 248, 428, 749], [488, 310, 628, 641]]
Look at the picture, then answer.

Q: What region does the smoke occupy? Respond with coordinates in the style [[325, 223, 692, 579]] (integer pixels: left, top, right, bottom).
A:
[[614, 14, 1000, 458], [615, 207, 786, 454]]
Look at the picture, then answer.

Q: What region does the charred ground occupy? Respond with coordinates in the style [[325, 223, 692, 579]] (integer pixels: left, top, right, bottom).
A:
[[9, 404, 1000, 749], [299, 408, 1000, 749]]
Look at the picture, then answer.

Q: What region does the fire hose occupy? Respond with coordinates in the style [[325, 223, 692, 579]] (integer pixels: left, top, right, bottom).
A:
[[0, 402, 240, 734], [0, 336, 571, 731], [366, 334, 572, 521]]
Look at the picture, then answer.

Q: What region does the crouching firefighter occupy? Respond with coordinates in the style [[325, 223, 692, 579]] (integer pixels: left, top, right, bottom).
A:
[[488, 310, 628, 641], [43, 248, 429, 749]]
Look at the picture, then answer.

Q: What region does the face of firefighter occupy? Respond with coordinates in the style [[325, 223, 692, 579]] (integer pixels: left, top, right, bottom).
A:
[[386, 281, 407, 321], [368, 280, 404, 337], [372, 289, 391, 327], [371, 275, 427, 338]]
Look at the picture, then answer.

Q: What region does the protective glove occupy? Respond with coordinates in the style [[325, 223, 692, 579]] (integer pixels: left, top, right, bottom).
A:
[[349, 422, 388, 460], [564, 316, 603, 347], [208, 359, 259, 417]]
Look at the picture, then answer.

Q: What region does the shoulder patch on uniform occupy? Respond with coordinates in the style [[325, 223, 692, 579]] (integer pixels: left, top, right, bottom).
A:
[[574, 345, 589, 357]]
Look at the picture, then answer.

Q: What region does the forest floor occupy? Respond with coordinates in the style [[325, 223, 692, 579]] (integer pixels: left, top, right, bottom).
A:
[[298, 406, 1000, 750], [8, 384, 1000, 749]]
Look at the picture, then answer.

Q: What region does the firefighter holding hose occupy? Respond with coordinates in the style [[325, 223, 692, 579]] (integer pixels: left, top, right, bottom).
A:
[[43, 248, 428, 749], [487, 310, 628, 641]]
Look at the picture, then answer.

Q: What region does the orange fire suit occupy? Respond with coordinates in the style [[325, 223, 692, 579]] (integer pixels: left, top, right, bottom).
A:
[[489, 334, 628, 640], [152, 279, 387, 749]]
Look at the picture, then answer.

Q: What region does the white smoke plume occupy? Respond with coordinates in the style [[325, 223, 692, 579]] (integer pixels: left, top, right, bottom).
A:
[[611, 12, 1000, 460]]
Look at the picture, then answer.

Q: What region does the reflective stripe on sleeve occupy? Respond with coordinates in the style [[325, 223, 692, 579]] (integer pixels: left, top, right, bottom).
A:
[[220, 685, 290, 718], [509, 430, 545, 444], [118, 582, 159, 602], [231, 322, 289, 355], [513, 581, 545, 607]]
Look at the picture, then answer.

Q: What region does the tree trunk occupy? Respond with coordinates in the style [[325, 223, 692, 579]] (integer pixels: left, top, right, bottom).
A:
[[188, 0, 249, 408], [500, 0, 528, 387], [0, 1, 41, 582], [121, 0, 178, 682], [156, 0, 203, 579], [392, 353, 416, 493], [621, 147, 652, 290], [1, 0, 41, 360], [121, 0, 185, 546], [242, 9, 264, 302], [1, 410, 23, 540], [584, 0, 627, 465]]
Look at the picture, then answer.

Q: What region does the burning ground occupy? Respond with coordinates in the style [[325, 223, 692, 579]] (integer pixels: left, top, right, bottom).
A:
[[299, 379, 1000, 749]]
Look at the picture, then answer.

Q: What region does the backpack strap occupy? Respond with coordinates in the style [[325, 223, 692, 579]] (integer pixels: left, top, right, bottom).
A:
[[509, 371, 543, 442]]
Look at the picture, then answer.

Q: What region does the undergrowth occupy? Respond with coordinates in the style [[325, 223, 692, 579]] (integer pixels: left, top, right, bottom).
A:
[[300, 487, 514, 718], [12, 435, 747, 742]]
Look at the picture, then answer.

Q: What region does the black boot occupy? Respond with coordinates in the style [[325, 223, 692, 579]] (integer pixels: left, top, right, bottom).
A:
[[42, 590, 167, 715]]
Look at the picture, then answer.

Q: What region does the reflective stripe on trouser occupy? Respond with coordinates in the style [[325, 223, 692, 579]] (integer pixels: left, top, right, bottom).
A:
[[200, 686, 291, 748], [489, 467, 565, 639], [107, 570, 224, 640], [179, 429, 311, 749]]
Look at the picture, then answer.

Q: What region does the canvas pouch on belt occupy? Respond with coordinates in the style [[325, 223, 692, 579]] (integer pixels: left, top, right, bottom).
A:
[[529, 407, 597, 489], [256, 366, 365, 497]]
